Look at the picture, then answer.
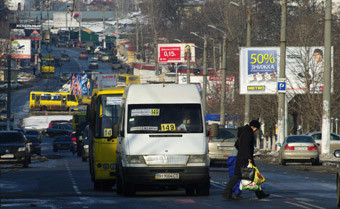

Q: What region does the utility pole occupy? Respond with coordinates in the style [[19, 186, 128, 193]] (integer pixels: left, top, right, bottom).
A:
[[278, 0, 287, 144], [103, 10, 106, 49], [136, 18, 139, 54], [186, 46, 190, 84], [78, 13, 81, 44], [220, 34, 227, 126], [321, 0, 332, 154], [210, 38, 216, 72], [6, 41, 11, 130], [244, 11, 251, 125], [38, 1, 42, 73]]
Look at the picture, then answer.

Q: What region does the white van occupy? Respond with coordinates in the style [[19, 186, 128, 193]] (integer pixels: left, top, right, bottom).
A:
[[115, 84, 209, 196]]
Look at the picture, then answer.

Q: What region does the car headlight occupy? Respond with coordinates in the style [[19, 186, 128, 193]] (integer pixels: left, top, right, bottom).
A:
[[125, 155, 145, 164], [83, 145, 89, 149], [18, 147, 26, 151], [188, 155, 207, 163]]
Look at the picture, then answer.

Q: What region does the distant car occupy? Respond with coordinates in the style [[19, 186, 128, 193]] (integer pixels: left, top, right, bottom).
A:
[[88, 60, 99, 69], [79, 51, 89, 60], [55, 41, 67, 47], [0, 131, 31, 168], [101, 53, 114, 62], [45, 124, 73, 137], [61, 54, 70, 62], [0, 109, 14, 121], [48, 120, 72, 128], [208, 125, 238, 165], [305, 132, 340, 154], [81, 125, 89, 162], [111, 60, 122, 70], [91, 55, 99, 61], [26, 136, 41, 155], [278, 135, 319, 165], [60, 73, 71, 82], [24, 129, 41, 141], [53, 136, 75, 152], [54, 58, 62, 67]]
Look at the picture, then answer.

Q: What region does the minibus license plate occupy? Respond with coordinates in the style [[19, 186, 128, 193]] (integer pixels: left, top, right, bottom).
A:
[[155, 173, 179, 180]]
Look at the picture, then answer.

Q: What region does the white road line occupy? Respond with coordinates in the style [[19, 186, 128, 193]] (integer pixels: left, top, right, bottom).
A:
[[210, 180, 226, 189], [285, 201, 311, 209], [299, 201, 326, 209], [64, 159, 81, 195]]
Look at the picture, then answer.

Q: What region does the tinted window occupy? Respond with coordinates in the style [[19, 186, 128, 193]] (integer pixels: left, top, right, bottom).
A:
[[287, 136, 314, 143], [25, 130, 39, 135], [331, 134, 340, 141], [55, 137, 71, 142], [27, 137, 39, 143], [0, 132, 25, 143]]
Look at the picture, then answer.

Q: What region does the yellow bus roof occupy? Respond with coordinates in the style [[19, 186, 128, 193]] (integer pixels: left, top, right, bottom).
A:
[[30, 91, 71, 95], [92, 86, 125, 97]]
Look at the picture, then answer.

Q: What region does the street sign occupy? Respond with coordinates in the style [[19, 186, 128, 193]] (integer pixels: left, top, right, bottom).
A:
[[277, 81, 286, 93], [158, 43, 195, 63]]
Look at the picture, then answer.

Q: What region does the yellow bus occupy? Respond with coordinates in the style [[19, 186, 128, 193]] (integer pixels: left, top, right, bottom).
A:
[[29, 91, 79, 111], [41, 55, 55, 74], [117, 75, 140, 86], [87, 86, 125, 190]]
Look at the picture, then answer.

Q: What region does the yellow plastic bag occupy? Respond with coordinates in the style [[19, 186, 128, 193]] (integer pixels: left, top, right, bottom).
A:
[[250, 163, 266, 185]]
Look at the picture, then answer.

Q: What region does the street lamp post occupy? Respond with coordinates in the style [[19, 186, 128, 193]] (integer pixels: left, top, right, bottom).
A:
[[190, 32, 207, 115], [208, 25, 227, 126], [209, 38, 216, 72]]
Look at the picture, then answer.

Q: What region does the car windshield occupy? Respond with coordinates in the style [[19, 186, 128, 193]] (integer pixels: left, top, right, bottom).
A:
[[287, 136, 314, 143], [25, 130, 39, 135], [127, 104, 203, 133], [210, 128, 237, 142], [0, 132, 25, 143]]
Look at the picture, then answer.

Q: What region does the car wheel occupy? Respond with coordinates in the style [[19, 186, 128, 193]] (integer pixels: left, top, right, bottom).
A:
[[82, 156, 87, 162], [94, 181, 103, 191], [196, 180, 210, 196], [280, 159, 286, 166], [122, 175, 135, 196], [53, 148, 57, 152], [312, 158, 319, 166], [185, 186, 195, 196]]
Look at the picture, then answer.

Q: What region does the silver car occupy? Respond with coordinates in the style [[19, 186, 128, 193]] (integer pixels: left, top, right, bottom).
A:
[[278, 135, 319, 165], [305, 132, 340, 154], [208, 125, 237, 166]]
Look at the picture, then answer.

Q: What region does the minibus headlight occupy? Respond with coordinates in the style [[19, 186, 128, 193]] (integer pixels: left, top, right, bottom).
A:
[[103, 163, 109, 170], [125, 155, 145, 164], [110, 163, 116, 170], [188, 155, 206, 163]]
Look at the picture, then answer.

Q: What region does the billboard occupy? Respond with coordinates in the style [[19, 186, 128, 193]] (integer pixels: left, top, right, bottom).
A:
[[93, 74, 117, 89], [158, 43, 196, 63], [12, 39, 31, 59], [70, 73, 92, 96], [240, 47, 333, 94], [53, 12, 79, 28]]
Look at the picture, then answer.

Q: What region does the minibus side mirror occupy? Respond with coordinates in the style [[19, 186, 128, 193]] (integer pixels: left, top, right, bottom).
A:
[[112, 124, 119, 138], [210, 124, 219, 137]]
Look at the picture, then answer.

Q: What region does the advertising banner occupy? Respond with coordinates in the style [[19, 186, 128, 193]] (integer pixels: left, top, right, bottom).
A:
[[70, 73, 92, 96], [93, 74, 117, 89], [12, 39, 31, 59], [240, 47, 333, 94], [158, 43, 196, 63]]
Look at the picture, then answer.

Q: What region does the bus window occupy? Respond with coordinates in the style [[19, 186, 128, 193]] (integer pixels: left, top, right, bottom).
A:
[[67, 95, 77, 102], [51, 95, 61, 101], [31, 93, 35, 100], [41, 94, 51, 100], [128, 76, 139, 81], [117, 76, 127, 83]]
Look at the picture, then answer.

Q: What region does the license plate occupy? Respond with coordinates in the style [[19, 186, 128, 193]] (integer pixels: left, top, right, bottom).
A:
[[218, 146, 231, 151], [296, 147, 307, 151], [155, 173, 179, 180], [1, 154, 14, 158]]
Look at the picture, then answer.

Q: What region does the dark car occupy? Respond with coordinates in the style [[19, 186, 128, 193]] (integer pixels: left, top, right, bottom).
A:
[[54, 58, 62, 67], [26, 136, 41, 155], [112, 60, 122, 70], [53, 136, 75, 152], [81, 125, 89, 161], [79, 51, 89, 60], [55, 41, 67, 47], [0, 131, 31, 168], [61, 54, 70, 62], [48, 120, 72, 128], [60, 73, 71, 82], [45, 124, 73, 137], [24, 129, 41, 141], [88, 60, 98, 69]]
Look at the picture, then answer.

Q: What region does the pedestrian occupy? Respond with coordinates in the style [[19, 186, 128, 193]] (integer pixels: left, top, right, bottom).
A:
[[222, 119, 270, 200], [226, 148, 242, 199]]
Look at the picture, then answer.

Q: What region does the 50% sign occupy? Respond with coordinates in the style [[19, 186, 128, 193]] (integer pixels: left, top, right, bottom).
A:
[[250, 53, 276, 64]]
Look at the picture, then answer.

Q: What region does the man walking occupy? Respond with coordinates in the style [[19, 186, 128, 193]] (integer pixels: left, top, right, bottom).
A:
[[222, 120, 269, 200]]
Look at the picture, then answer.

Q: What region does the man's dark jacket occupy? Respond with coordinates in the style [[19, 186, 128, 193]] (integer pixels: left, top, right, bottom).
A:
[[234, 125, 255, 176]]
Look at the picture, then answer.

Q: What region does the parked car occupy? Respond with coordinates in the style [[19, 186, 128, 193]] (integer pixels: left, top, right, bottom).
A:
[[79, 51, 89, 60], [48, 120, 72, 128], [45, 123, 73, 137], [208, 124, 238, 166], [81, 125, 89, 162], [53, 136, 75, 152], [26, 136, 41, 155], [101, 53, 115, 62], [55, 41, 67, 47], [88, 60, 98, 69], [61, 54, 70, 62], [0, 131, 31, 168], [111, 60, 122, 70], [60, 73, 71, 82], [55, 58, 62, 67], [278, 135, 319, 165], [305, 132, 340, 153]]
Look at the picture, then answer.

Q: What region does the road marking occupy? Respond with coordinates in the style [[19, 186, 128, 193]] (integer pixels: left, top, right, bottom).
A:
[[210, 180, 226, 189], [299, 201, 326, 209], [285, 201, 311, 209], [64, 159, 81, 195]]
